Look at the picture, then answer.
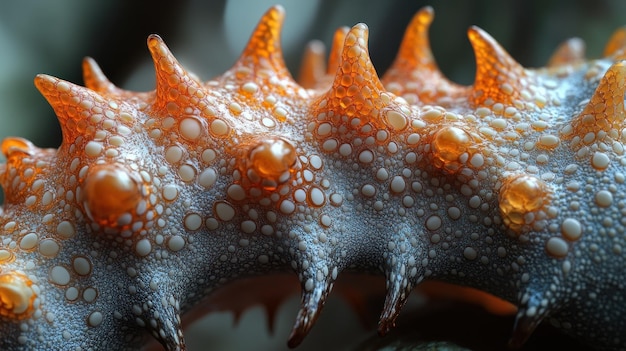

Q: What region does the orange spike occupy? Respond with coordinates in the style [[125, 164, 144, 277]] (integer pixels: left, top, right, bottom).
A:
[[382, 7, 466, 105], [604, 26, 626, 58], [388, 6, 436, 72], [298, 40, 326, 89], [320, 23, 387, 124], [236, 5, 290, 78], [327, 27, 349, 75], [82, 57, 119, 94], [34, 74, 113, 144], [567, 60, 626, 140], [547, 38, 585, 67], [147, 34, 207, 116], [468, 26, 525, 106]]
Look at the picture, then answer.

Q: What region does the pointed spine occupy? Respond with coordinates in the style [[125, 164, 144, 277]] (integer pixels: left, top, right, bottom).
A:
[[382, 7, 465, 104], [317, 23, 389, 126], [82, 57, 120, 94], [566, 60, 626, 142], [547, 38, 585, 67], [509, 292, 551, 348], [236, 5, 291, 78], [298, 40, 326, 89], [604, 26, 626, 58], [287, 278, 333, 348], [34, 74, 112, 144], [468, 26, 525, 106], [298, 27, 349, 91], [387, 6, 437, 72], [327, 27, 349, 76], [378, 264, 419, 335], [147, 34, 208, 116]]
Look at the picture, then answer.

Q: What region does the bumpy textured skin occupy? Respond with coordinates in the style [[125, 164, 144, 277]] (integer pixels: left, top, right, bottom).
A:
[[0, 5, 625, 350]]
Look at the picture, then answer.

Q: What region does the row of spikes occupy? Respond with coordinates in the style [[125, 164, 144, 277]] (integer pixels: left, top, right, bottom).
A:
[[30, 5, 626, 154]]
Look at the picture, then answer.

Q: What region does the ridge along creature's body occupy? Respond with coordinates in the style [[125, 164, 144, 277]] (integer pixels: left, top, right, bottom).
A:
[[0, 5, 624, 350]]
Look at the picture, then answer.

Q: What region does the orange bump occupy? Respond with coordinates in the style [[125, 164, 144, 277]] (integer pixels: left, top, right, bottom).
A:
[[0, 272, 36, 319], [499, 174, 550, 232], [82, 164, 145, 228], [245, 137, 298, 190], [431, 126, 473, 173]]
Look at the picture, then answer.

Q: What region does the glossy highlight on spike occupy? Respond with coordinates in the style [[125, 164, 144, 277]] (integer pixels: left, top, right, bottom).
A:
[[0, 4, 623, 351]]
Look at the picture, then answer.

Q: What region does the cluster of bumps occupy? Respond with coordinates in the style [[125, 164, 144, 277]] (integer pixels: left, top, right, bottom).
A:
[[0, 4, 624, 350]]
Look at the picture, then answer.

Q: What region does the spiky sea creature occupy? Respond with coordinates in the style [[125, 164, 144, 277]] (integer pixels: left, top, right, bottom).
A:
[[0, 5, 624, 350]]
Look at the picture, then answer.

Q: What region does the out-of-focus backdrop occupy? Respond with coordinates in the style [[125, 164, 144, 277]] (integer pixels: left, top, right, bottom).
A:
[[0, 0, 622, 350]]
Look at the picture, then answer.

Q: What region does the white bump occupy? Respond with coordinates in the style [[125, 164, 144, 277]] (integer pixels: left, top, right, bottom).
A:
[[463, 247, 478, 260], [72, 257, 92, 276], [178, 164, 196, 182], [135, 239, 152, 257], [184, 213, 202, 231], [595, 190, 613, 208], [279, 200, 296, 214], [83, 287, 97, 302], [390, 176, 406, 193], [591, 152, 610, 170], [56, 221, 76, 239], [88, 311, 103, 327], [426, 215, 442, 231], [227, 184, 246, 201], [215, 202, 236, 221], [561, 218, 582, 241], [19, 233, 38, 250], [546, 237, 568, 258], [162, 184, 178, 201], [168, 236, 185, 252], [50, 266, 71, 285], [39, 239, 60, 257], [198, 168, 217, 189], [179, 117, 202, 140], [309, 187, 325, 207], [358, 149, 374, 163], [85, 141, 103, 157]]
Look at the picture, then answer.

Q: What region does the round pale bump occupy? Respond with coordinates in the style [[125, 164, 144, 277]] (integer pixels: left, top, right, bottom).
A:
[[431, 126, 473, 173], [214, 201, 236, 222], [384, 109, 408, 130], [561, 218, 582, 241], [88, 311, 104, 327], [591, 152, 610, 170], [498, 174, 550, 232], [245, 137, 297, 188], [595, 190, 613, 208], [179, 117, 202, 140], [184, 213, 203, 231], [72, 256, 92, 276], [49, 266, 71, 286], [39, 239, 60, 257], [210, 119, 230, 137], [19, 233, 38, 251], [546, 237, 569, 258], [0, 272, 36, 319], [0, 250, 14, 263], [82, 164, 145, 228], [308, 187, 326, 207], [135, 239, 152, 257], [168, 235, 185, 252]]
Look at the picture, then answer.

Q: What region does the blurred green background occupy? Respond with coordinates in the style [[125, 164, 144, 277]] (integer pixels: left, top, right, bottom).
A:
[[0, 0, 622, 350]]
